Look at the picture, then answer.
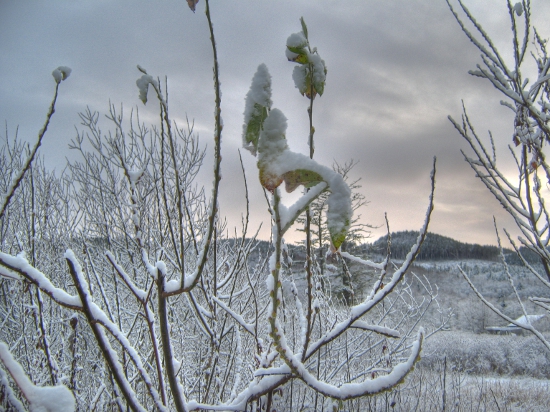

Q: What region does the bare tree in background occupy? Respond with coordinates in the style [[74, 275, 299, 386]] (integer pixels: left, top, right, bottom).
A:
[[447, 0, 550, 350]]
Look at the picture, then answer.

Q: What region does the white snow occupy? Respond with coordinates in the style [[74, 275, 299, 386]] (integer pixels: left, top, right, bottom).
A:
[[0, 342, 75, 412], [63, 251, 165, 411], [285, 32, 308, 63], [105, 252, 147, 301], [271, 316, 423, 399], [509, 314, 545, 327], [350, 321, 401, 338], [0, 366, 25, 411], [280, 182, 327, 234], [286, 32, 307, 49], [127, 168, 145, 185], [212, 296, 255, 335], [136, 74, 158, 104], [292, 65, 307, 94], [51, 66, 71, 84], [308, 53, 326, 93], [0, 251, 81, 308], [340, 251, 387, 270], [242, 64, 272, 154]]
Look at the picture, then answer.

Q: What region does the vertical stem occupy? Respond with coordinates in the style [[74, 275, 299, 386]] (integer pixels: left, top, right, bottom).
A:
[[266, 390, 273, 412], [164, 98, 186, 273], [158, 271, 187, 412], [303, 67, 315, 361], [70, 316, 79, 392], [29, 167, 58, 386], [0, 81, 61, 220], [145, 303, 167, 406], [176, 0, 222, 293], [30, 164, 35, 267], [269, 190, 284, 350], [442, 356, 447, 412], [36, 289, 57, 385]]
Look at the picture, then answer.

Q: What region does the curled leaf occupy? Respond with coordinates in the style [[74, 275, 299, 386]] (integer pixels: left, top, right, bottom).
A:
[[286, 32, 309, 63], [256, 109, 352, 249], [282, 169, 323, 193], [300, 17, 308, 40], [187, 0, 199, 12], [259, 169, 284, 193]]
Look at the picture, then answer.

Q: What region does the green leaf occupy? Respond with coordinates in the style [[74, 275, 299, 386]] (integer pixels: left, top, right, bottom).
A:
[[244, 103, 268, 151], [300, 17, 308, 40], [286, 46, 309, 64], [329, 218, 350, 250], [282, 169, 323, 193], [304, 71, 318, 99], [313, 78, 325, 96]]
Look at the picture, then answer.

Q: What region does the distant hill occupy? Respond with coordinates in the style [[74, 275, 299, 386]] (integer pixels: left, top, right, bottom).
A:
[[224, 232, 542, 265], [370, 231, 505, 261]]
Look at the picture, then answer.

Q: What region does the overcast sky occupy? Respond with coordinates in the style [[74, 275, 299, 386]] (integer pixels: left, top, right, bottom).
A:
[[2, 0, 550, 246]]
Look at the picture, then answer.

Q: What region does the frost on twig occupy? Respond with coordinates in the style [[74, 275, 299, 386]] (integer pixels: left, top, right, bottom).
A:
[[448, 0, 550, 354]]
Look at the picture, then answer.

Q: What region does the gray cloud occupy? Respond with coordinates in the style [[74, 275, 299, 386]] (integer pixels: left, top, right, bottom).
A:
[[1, 0, 548, 246]]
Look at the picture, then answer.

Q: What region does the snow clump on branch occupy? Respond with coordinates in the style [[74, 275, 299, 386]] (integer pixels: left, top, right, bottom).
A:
[[51, 66, 71, 84]]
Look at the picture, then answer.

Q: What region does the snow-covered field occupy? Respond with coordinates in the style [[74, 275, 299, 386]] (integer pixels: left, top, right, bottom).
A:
[[290, 256, 550, 410]]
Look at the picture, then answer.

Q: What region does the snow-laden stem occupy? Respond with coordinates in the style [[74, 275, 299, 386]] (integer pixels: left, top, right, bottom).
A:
[[184, 0, 224, 291], [153, 0, 222, 296], [265, 161, 435, 400], [0, 251, 82, 310], [0, 342, 76, 412], [0, 78, 64, 220], [0, 365, 26, 411], [303, 67, 316, 362], [268, 188, 284, 350], [157, 268, 188, 412], [35, 288, 58, 386]]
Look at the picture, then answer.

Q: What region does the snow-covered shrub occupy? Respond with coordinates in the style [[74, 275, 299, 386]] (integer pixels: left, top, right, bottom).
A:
[[0, 3, 442, 411], [424, 331, 550, 378]]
